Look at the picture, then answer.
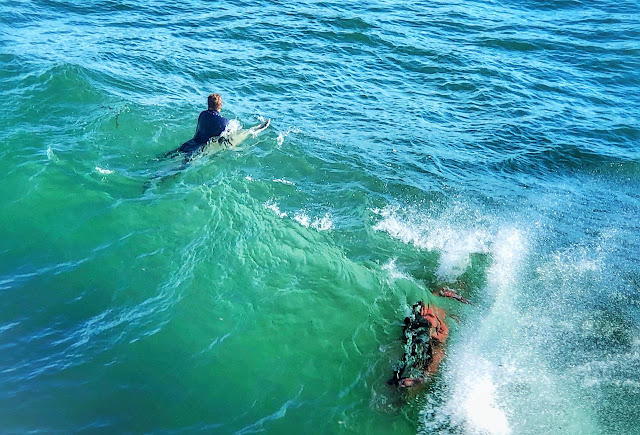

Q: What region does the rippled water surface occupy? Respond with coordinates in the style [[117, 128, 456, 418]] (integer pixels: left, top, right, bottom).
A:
[[1, 0, 639, 433]]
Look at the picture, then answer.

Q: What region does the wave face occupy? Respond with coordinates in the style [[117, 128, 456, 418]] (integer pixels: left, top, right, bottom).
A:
[[0, 0, 639, 433]]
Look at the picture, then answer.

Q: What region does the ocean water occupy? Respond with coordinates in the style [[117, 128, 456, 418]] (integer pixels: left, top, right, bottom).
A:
[[1, 0, 639, 433]]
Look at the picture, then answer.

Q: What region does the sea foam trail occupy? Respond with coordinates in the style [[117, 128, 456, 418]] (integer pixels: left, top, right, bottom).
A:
[[95, 166, 114, 175], [435, 228, 526, 435], [372, 205, 491, 279], [264, 200, 334, 232], [373, 206, 517, 433], [373, 205, 600, 434]]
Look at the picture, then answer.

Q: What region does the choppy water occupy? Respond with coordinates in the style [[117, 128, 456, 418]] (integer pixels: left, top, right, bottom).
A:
[[1, 0, 639, 433]]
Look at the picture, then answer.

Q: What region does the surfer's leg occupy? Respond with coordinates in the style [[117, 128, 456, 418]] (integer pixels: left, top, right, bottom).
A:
[[252, 118, 270, 134], [225, 119, 271, 147], [158, 138, 197, 160], [159, 147, 181, 159]]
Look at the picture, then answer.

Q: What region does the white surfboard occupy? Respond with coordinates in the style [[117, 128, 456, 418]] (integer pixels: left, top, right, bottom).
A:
[[205, 119, 271, 153]]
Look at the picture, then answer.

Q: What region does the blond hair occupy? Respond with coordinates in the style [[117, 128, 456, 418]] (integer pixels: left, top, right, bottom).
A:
[[207, 93, 223, 111]]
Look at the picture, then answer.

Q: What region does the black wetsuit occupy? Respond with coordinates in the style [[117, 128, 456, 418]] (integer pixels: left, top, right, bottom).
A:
[[178, 110, 229, 154]]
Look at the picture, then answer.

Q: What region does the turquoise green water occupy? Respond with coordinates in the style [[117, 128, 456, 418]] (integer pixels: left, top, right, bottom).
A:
[[1, 1, 640, 433]]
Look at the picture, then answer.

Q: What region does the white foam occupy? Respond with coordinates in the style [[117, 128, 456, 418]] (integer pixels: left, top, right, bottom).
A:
[[373, 204, 535, 433], [265, 203, 334, 231], [381, 258, 411, 281], [443, 228, 524, 433], [293, 211, 311, 227], [273, 178, 295, 186], [375, 200, 613, 433], [486, 228, 525, 300], [263, 200, 287, 218], [293, 211, 334, 231], [311, 213, 334, 231], [95, 166, 114, 175], [450, 369, 512, 434], [428, 222, 603, 433], [536, 244, 604, 287], [222, 119, 242, 137], [275, 127, 300, 147], [372, 205, 490, 279]]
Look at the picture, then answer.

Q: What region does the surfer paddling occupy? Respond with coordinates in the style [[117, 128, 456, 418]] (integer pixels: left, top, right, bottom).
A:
[[389, 286, 469, 388], [389, 301, 449, 387], [163, 93, 270, 159]]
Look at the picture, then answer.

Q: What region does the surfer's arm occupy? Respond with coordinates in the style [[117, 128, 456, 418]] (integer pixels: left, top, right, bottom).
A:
[[438, 288, 470, 304]]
